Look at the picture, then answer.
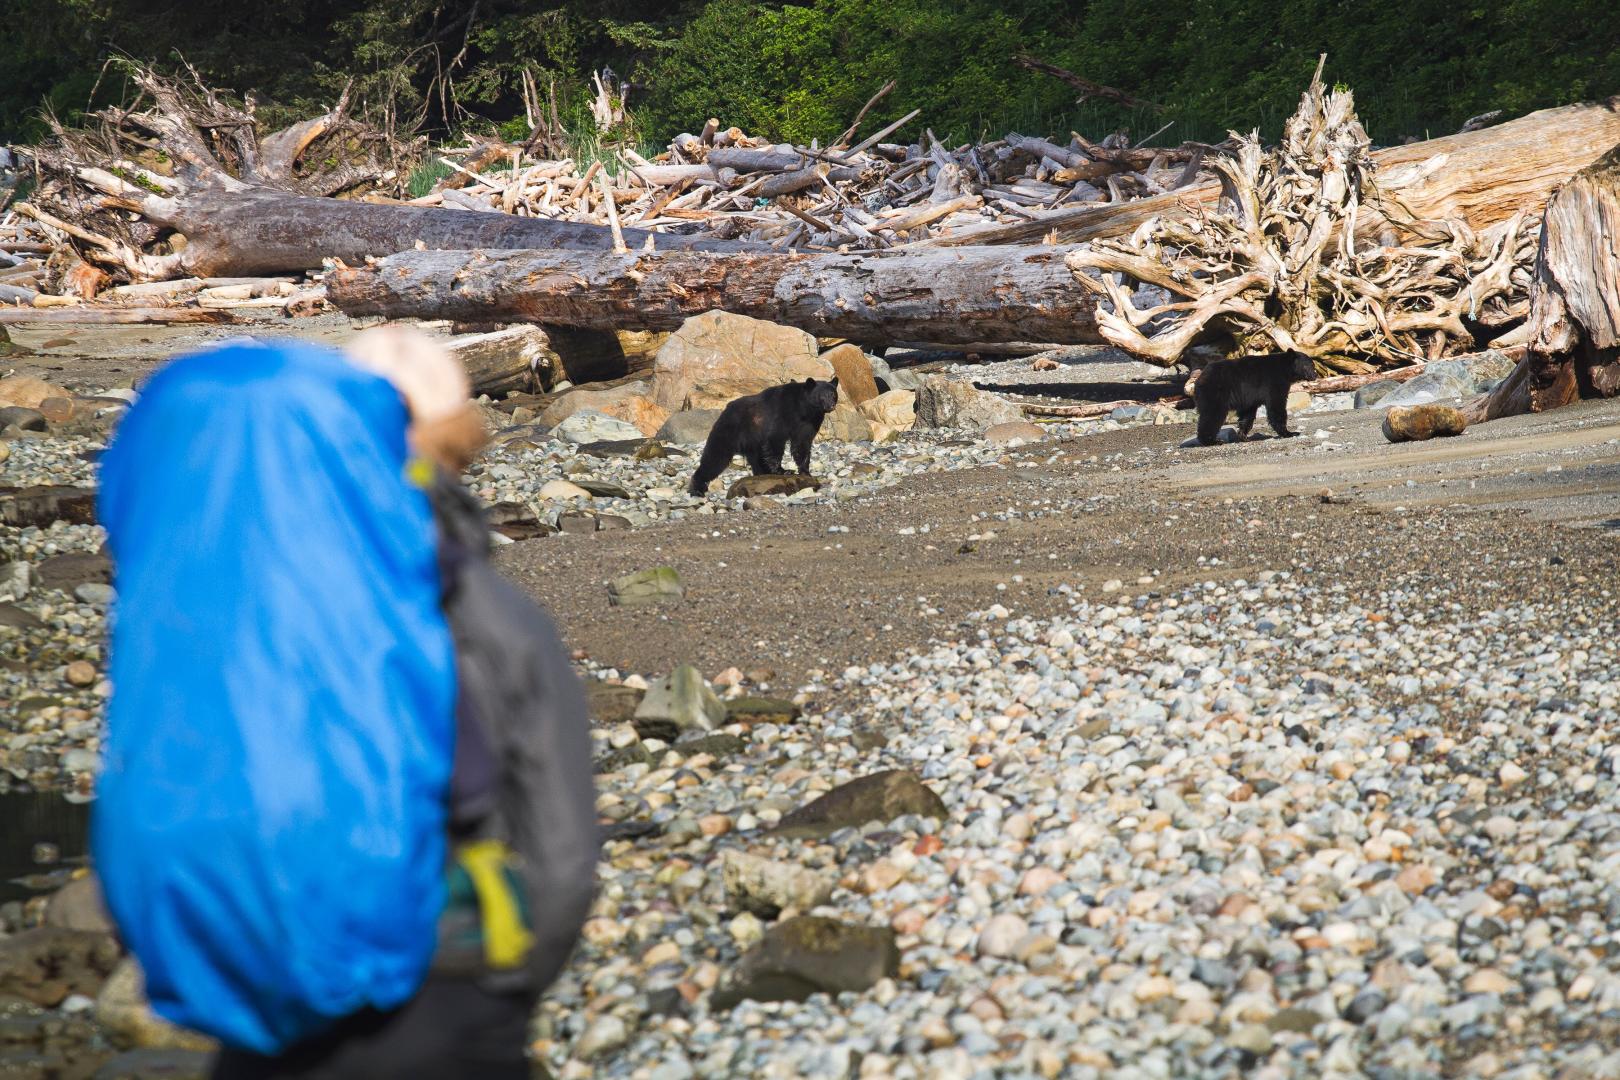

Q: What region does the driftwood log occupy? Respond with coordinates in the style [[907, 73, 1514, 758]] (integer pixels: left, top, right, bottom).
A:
[[328, 246, 1101, 347], [927, 93, 1620, 248], [1461, 143, 1620, 425]]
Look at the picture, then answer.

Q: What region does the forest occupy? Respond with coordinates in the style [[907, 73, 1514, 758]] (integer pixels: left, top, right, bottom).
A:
[[3, 0, 1618, 151]]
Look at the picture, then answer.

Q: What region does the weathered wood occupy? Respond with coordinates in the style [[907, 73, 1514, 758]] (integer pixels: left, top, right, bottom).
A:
[[705, 147, 808, 173], [328, 246, 1102, 347], [925, 97, 1620, 248], [1461, 143, 1620, 424], [0, 306, 235, 325], [79, 185, 768, 279], [443, 324, 559, 396]]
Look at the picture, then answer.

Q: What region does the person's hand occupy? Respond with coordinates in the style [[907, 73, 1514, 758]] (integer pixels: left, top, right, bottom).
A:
[[346, 324, 489, 472]]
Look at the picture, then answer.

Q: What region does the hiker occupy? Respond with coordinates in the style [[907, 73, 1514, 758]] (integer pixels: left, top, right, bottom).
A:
[[93, 330, 598, 1079]]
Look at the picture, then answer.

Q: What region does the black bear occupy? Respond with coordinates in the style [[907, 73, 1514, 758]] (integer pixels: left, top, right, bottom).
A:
[[1193, 351, 1318, 446], [688, 378, 840, 494]]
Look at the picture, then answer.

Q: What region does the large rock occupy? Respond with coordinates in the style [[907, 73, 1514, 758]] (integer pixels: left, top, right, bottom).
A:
[[586, 681, 646, 725], [1376, 360, 1478, 408], [0, 928, 120, 1007], [0, 375, 72, 409], [819, 402, 872, 443], [1354, 379, 1400, 409], [537, 383, 669, 437], [552, 410, 647, 444], [35, 551, 112, 591], [633, 665, 726, 740], [984, 421, 1046, 445], [858, 390, 916, 431], [721, 851, 837, 917], [608, 567, 685, 607], [773, 770, 948, 838], [712, 917, 899, 1009], [655, 409, 723, 445], [45, 874, 113, 933], [96, 959, 217, 1052], [913, 376, 1023, 430], [1383, 403, 1468, 442], [821, 344, 881, 405], [651, 311, 831, 411]]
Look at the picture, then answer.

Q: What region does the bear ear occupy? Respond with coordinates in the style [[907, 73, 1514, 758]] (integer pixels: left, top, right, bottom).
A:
[[803, 376, 816, 386]]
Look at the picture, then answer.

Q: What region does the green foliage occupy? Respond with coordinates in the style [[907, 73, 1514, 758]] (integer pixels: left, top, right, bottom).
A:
[[1, 0, 1615, 152]]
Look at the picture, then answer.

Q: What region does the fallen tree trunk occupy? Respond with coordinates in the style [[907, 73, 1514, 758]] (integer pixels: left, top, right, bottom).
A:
[[926, 94, 1620, 248], [1460, 143, 1620, 426], [328, 246, 1101, 347]]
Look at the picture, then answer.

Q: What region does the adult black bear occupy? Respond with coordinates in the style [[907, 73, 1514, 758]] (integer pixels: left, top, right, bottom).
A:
[[688, 378, 840, 494], [1194, 351, 1318, 446]]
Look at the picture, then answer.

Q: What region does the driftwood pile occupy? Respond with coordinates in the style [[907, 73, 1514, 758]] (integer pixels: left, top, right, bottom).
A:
[[409, 116, 1214, 251]]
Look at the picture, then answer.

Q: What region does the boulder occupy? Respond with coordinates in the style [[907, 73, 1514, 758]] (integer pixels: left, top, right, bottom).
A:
[[96, 959, 217, 1052], [821, 344, 881, 405], [608, 566, 685, 607], [651, 311, 831, 411], [858, 390, 916, 431], [913, 376, 1023, 430], [655, 409, 723, 445], [1376, 361, 1477, 408], [0, 405, 49, 431], [712, 917, 899, 1009], [552, 410, 646, 444], [984, 421, 1046, 445], [0, 561, 30, 602], [773, 770, 948, 838], [819, 402, 872, 442], [1383, 404, 1468, 443], [537, 383, 669, 437], [633, 665, 726, 740], [0, 375, 72, 409], [35, 552, 112, 590], [486, 501, 554, 540], [721, 851, 837, 918], [1354, 379, 1400, 409], [726, 475, 821, 499]]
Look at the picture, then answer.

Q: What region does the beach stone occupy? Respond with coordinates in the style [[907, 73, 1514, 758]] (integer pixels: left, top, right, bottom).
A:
[[96, 959, 217, 1052], [35, 551, 112, 590], [984, 421, 1046, 445], [721, 851, 837, 917], [539, 479, 591, 501], [654, 409, 723, 445], [0, 928, 121, 1007], [651, 311, 830, 411], [773, 770, 947, 838], [486, 501, 553, 540], [1383, 404, 1467, 443], [38, 397, 77, 423], [553, 410, 647, 444], [725, 696, 802, 724], [1229, 1024, 1274, 1057], [711, 917, 899, 1009], [0, 561, 30, 602], [574, 1014, 629, 1061], [608, 567, 685, 607], [74, 583, 116, 606], [977, 914, 1031, 959], [821, 344, 880, 405], [1464, 968, 1514, 994], [1378, 364, 1476, 408], [726, 474, 821, 499], [913, 376, 1023, 431], [1266, 1007, 1322, 1034], [587, 681, 646, 726], [0, 601, 42, 628], [633, 665, 726, 738], [572, 478, 631, 499], [65, 661, 98, 687]]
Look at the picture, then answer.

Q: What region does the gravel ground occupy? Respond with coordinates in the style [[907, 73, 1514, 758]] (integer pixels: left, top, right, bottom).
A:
[[5, 340, 1620, 1078]]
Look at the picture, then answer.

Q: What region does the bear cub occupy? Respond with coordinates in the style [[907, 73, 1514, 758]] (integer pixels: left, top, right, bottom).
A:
[[689, 377, 840, 494], [1194, 351, 1318, 446]]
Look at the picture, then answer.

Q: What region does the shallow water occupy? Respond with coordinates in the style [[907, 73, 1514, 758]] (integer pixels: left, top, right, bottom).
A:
[[0, 789, 90, 904]]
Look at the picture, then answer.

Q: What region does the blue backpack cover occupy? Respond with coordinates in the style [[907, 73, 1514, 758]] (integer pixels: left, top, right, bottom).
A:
[[93, 340, 456, 1053]]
